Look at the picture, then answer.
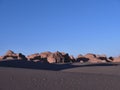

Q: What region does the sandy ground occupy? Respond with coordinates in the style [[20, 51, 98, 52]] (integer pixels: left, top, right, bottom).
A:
[[0, 62, 120, 90]]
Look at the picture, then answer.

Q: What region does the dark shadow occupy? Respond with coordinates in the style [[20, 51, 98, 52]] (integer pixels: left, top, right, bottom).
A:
[[76, 57, 89, 62], [0, 60, 77, 71], [0, 60, 119, 71], [78, 62, 119, 67]]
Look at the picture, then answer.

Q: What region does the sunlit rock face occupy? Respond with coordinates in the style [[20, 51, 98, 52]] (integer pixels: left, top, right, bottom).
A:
[[27, 53, 41, 61], [2, 50, 27, 60], [69, 55, 75, 62], [27, 53, 48, 63], [112, 56, 120, 62], [96, 54, 108, 62], [39, 51, 72, 63], [76, 54, 89, 63], [83, 53, 108, 63], [50, 51, 64, 63], [0, 56, 3, 60], [46, 51, 71, 63], [40, 51, 52, 58], [0, 50, 120, 64]]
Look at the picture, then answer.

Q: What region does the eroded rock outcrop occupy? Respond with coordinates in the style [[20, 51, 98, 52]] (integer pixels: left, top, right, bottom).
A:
[[96, 54, 108, 62], [76, 54, 89, 63], [76, 53, 108, 63], [40, 51, 52, 58], [0, 50, 120, 64], [27, 53, 49, 63], [0, 56, 3, 60], [111, 56, 120, 62], [84, 53, 108, 63], [69, 55, 75, 62], [2, 50, 27, 60], [27, 53, 41, 60], [26, 51, 74, 63]]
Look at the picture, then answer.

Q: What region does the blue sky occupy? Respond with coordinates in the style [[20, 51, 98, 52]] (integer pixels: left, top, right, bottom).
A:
[[0, 0, 120, 57]]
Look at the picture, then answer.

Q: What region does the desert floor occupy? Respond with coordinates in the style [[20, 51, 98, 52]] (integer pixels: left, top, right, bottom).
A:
[[0, 62, 120, 90]]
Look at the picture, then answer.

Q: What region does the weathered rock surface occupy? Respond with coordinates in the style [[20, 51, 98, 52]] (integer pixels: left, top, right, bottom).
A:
[[40, 51, 52, 58], [26, 51, 73, 63], [2, 50, 27, 60], [0, 50, 120, 64], [27, 53, 41, 61], [69, 55, 75, 62], [27, 53, 48, 63], [75, 53, 108, 63], [76, 54, 89, 63], [111, 56, 120, 62], [0, 56, 3, 60]]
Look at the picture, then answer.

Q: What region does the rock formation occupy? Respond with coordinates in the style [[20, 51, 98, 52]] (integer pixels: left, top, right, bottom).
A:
[[2, 50, 27, 60], [27, 53, 41, 61], [0, 50, 120, 64], [96, 54, 108, 62], [0, 56, 3, 60], [84, 53, 108, 63], [40, 51, 52, 59], [111, 56, 120, 62], [27, 53, 49, 63], [26, 51, 74, 63], [49, 51, 64, 63], [76, 54, 89, 63], [69, 55, 75, 62]]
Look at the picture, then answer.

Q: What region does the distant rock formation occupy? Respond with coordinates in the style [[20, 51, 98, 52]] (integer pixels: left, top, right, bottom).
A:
[[1, 50, 27, 60], [0, 56, 3, 60], [111, 56, 120, 62], [27, 51, 74, 63], [69, 55, 76, 62], [76, 54, 89, 63], [47, 51, 64, 63], [27, 53, 48, 63], [76, 53, 109, 63], [85, 53, 108, 63], [0, 50, 120, 64], [27, 53, 41, 61]]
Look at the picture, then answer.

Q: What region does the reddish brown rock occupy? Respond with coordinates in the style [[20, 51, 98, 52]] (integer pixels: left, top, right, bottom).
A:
[[2, 50, 120, 64], [47, 54, 56, 63], [40, 51, 52, 58], [3, 50, 18, 60], [17, 53, 27, 60], [46, 51, 72, 63], [27, 53, 41, 61], [69, 55, 75, 62], [27, 51, 68, 63], [84, 53, 106, 63], [0, 56, 3, 60], [39, 51, 52, 63], [2, 50, 27, 60], [48, 51, 64, 63], [109, 56, 114, 60], [5, 50, 14, 55], [111, 56, 120, 62], [76, 54, 89, 63], [96, 54, 108, 62], [84, 53, 96, 59], [27, 53, 48, 63], [61, 52, 71, 63]]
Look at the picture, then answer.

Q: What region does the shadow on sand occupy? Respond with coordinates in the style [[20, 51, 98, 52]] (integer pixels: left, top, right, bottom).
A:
[[0, 60, 119, 71]]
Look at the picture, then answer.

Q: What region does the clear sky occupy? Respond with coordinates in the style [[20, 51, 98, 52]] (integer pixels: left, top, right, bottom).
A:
[[0, 0, 120, 57]]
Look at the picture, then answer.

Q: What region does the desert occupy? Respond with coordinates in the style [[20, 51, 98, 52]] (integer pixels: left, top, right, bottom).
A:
[[1, 0, 120, 90], [0, 50, 120, 90]]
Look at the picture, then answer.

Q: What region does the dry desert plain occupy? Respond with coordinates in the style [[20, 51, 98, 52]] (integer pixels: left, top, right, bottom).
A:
[[0, 62, 120, 90]]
